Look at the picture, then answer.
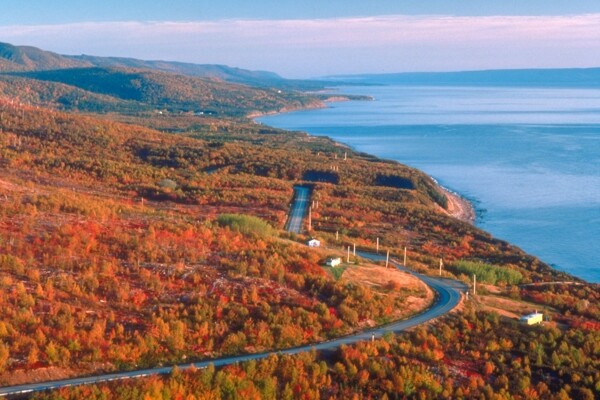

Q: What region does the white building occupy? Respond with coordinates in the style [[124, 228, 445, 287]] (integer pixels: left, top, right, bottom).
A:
[[307, 238, 321, 248], [326, 257, 342, 267], [519, 312, 543, 325]]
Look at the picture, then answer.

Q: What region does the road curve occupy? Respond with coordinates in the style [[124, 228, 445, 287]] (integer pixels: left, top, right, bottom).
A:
[[0, 252, 464, 397]]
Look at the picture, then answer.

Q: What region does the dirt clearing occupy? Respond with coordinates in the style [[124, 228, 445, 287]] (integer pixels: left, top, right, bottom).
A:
[[341, 263, 433, 318]]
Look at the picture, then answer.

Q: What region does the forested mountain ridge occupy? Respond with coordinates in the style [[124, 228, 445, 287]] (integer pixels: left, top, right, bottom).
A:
[[0, 42, 366, 117], [0, 41, 323, 89], [0, 74, 146, 113], [4, 67, 323, 116], [0, 42, 91, 72], [67, 54, 326, 89]]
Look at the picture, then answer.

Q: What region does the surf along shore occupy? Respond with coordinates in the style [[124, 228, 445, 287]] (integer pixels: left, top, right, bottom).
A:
[[439, 187, 475, 224]]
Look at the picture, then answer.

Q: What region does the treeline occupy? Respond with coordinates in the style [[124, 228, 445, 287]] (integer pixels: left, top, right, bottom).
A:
[[449, 260, 523, 285], [523, 283, 600, 322], [217, 214, 276, 238]]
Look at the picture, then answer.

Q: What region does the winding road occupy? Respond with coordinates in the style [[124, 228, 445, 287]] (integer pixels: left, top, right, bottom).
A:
[[0, 190, 465, 397]]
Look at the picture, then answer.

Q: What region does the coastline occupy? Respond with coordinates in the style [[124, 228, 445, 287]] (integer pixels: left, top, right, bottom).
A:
[[246, 101, 326, 119], [253, 101, 477, 226], [247, 94, 372, 119], [253, 94, 595, 283], [439, 186, 476, 224]]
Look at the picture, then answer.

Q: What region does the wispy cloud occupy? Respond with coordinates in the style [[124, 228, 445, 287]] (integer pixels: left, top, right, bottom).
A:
[[2, 14, 600, 76]]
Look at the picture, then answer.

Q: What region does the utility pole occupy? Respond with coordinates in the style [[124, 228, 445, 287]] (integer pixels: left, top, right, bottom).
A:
[[376, 237, 379, 253], [336, 231, 339, 241], [439, 258, 443, 276], [473, 274, 477, 296], [353, 243, 356, 256], [386, 250, 390, 268], [347, 246, 350, 263], [403, 247, 407, 266], [308, 207, 312, 231], [344, 152, 347, 161]]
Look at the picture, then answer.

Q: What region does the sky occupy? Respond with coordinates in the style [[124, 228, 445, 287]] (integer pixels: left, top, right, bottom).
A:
[[2, 1, 600, 78]]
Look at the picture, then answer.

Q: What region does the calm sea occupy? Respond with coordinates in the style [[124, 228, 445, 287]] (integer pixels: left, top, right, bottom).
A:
[[258, 85, 600, 283]]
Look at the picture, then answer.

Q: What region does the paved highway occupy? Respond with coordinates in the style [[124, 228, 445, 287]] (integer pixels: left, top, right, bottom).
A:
[[0, 191, 466, 397], [286, 185, 310, 234]]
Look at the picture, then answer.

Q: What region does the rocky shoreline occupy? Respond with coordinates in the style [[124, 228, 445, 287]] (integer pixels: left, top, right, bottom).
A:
[[440, 186, 476, 224]]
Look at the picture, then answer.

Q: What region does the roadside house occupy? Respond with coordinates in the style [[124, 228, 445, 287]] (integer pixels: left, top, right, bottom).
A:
[[519, 312, 543, 325]]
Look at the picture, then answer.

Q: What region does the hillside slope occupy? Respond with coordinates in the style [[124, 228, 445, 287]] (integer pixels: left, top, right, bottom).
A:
[[68, 55, 324, 89], [0, 42, 90, 71], [0, 97, 562, 281], [0, 75, 145, 112], [2, 67, 322, 116], [0, 41, 322, 89]]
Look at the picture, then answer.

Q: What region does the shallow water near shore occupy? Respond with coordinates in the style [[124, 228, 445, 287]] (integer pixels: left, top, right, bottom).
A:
[[258, 85, 600, 283]]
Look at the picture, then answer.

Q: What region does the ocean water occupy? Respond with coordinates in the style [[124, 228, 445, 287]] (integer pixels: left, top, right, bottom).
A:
[[258, 85, 600, 283]]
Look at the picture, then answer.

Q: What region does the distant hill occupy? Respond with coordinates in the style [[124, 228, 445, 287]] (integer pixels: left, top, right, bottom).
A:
[[4, 67, 322, 116], [68, 55, 324, 89], [326, 68, 600, 88], [0, 74, 147, 113], [0, 41, 323, 89], [0, 42, 90, 71], [0, 42, 327, 116]]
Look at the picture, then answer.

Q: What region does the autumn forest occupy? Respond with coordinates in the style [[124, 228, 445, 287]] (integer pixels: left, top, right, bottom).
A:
[[0, 42, 598, 399]]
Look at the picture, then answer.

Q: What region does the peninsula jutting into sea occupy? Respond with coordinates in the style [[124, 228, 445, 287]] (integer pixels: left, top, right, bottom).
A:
[[1, 5, 600, 395]]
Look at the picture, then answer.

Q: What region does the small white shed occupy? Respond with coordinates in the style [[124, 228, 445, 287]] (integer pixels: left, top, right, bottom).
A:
[[326, 257, 342, 267], [307, 238, 321, 248]]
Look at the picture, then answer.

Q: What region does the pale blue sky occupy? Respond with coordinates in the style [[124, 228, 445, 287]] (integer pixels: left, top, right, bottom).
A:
[[3, 1, 600, 23], [2, 1, 600, 77]]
